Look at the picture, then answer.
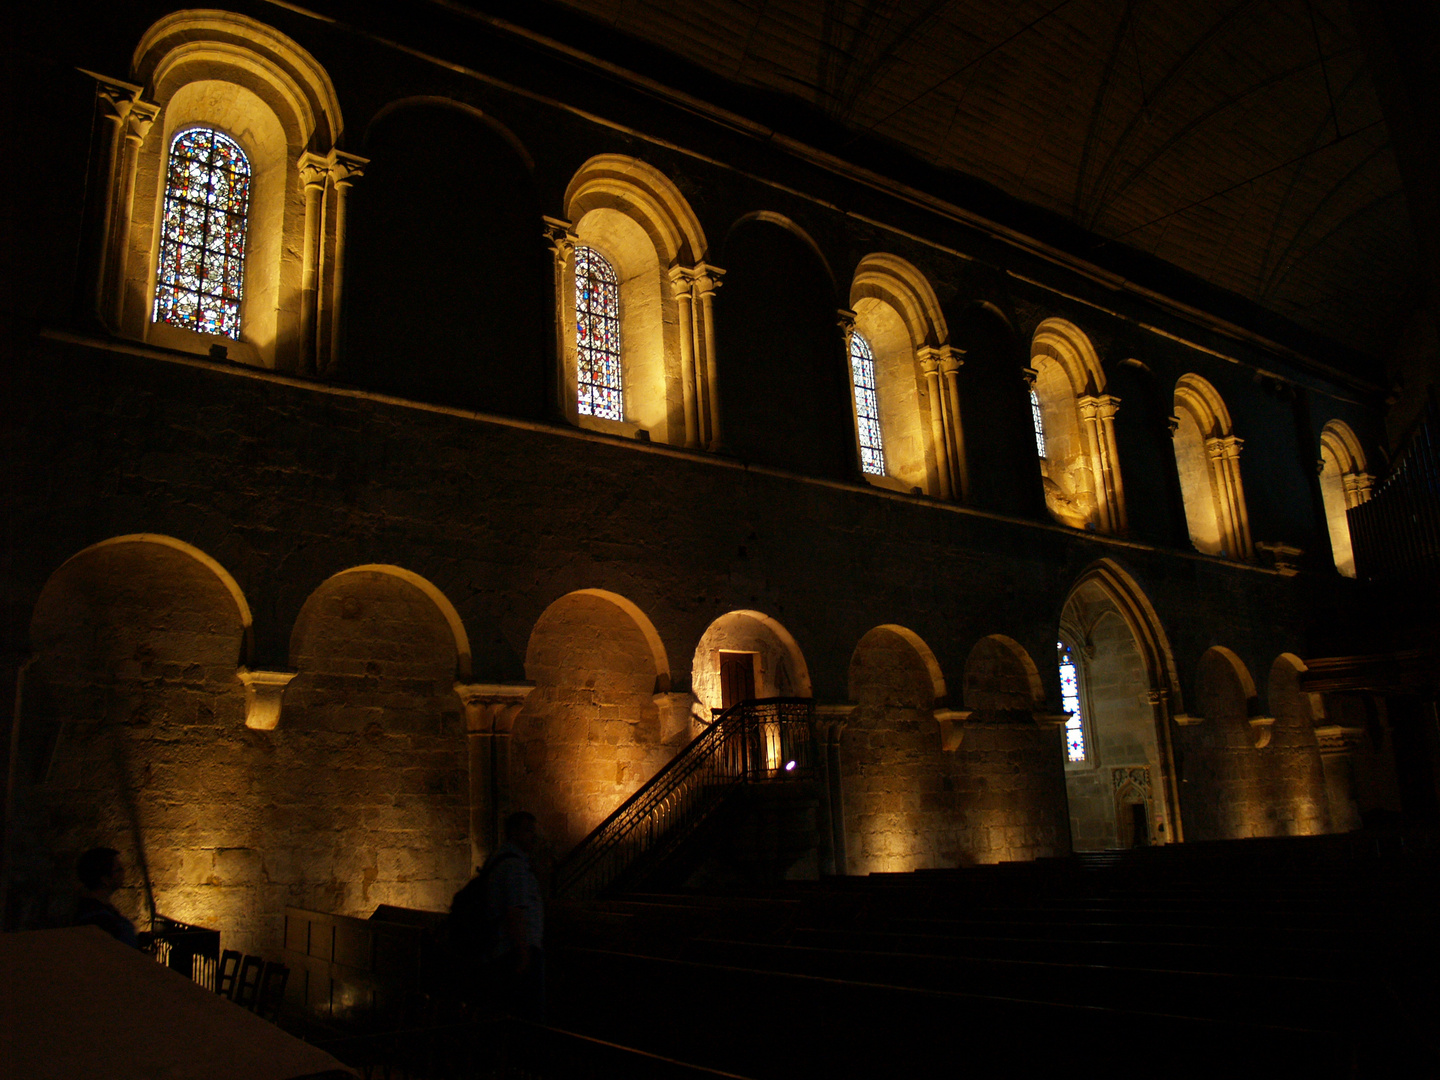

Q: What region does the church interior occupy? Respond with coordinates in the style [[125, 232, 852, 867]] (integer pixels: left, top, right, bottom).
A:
[[2, 0, 1438, 1074]]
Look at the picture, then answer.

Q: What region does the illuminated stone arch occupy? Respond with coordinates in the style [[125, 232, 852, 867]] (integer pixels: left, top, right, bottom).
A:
[[1059, 560, 1183, 847], [848, 624, 948, 708], [1186, 645, 1269, 841], [552, 155, 719, 448], [1172, 375, 1253, 559], [1264, 653, 1334, 835], [848, 254, 961, 497], [692, 610, 813, 716], [1318, 420, 1372, 577], [96, 11, 353, 372], [19, 535, 253, 936], [1028, 319, 1125, 533], [962, 634, 1044, 712], [515, 589, 674, 849]]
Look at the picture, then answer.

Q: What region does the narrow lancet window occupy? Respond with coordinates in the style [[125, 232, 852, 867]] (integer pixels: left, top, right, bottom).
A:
[[575, 246, 623, 421], [1030, 388, 1047, 459], [850, 331, 885, 475], [1058, 641, 1086, 763], [153, 128, 251, 339]]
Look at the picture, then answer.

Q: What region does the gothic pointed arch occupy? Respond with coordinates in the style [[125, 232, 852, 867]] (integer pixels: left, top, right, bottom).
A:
[[552, 155, 719, 448], [1318, 420, 1372, 577], [1028, 319, 1125, 533], [1173, 374, 1253, 559], [847, 254, 960, 497], [93, 11, 354, 372]]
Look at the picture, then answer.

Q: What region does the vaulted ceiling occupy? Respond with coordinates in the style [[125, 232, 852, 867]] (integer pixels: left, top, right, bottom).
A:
[[537, 0, 1418, 363]]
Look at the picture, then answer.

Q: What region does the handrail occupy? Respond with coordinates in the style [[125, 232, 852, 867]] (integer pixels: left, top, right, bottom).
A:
[[1350, 389, 1440, 584], [553, 697, 815, 900]]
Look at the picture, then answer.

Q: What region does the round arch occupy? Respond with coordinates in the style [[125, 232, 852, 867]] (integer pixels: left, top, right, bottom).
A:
[[365, 97, 534, 172], [962, 634, 1044, 711], [1320, 419, 1367, 473], [1174, 373, 1234, 439], [848, 624, 948, 705], [38, 534, 254, 662], [536, 588, 671, 689], [564, 154, 708, 266], [725, 211, 837, 298], [301, 565, 472, 679], [1198, 645, 1258, 705], [850, 253, 948, 348], [1031, 317, 1105, 397], [692, 610, 813, 713], [1064, 559, 1182, 708]]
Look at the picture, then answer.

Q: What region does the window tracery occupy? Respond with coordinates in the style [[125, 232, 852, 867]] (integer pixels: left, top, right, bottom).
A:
[[575, 246, 623, 421], [1058, 640, 1087, 763], [153, 128, 251, 339], [850, 330, 886, 476]]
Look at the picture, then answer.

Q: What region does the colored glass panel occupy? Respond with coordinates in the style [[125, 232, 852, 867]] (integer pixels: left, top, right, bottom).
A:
[[1031, 388, 1047, 459], [575, 246, 623, 421], [850, 331, 885, 476], [153, 128, 251, 339], [1058, 640, 1086, 762]]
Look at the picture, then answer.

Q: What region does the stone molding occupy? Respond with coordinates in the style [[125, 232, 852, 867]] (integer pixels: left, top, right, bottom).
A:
[[237, 668, 297, 730], [1248, 716, 1276, 748], [454, 682, 534, 733], [933, 707, 972, 751]]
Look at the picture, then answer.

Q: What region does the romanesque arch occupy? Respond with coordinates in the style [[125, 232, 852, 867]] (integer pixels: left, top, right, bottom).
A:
[[101, 11, 351, 371], [514, 590, 674, 850], [692, 610, 811, 715], [1173, 375, 1253, 559], [16, 536, 252, 941], [1058, 560, 1182, 848], [1265, 654, 1334, 835], [847, 254, 959, 497], [1028, 319, 1125, 533], [1318, 420, 1372, 577], [1184, 646, 1263, 841], [962, 634, 1044, 712], [553, 155, 717, 447]]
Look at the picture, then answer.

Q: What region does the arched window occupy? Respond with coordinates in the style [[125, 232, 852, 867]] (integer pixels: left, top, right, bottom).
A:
[[850, 331, 886, 475], [1058, 640, 1087, 763], [1318, 421, 1371, 577], [1172, 375, 1252, 559], [575, 246, 623, 421], [153, 128, 251, 339], [1030, 387, 1047, 459]]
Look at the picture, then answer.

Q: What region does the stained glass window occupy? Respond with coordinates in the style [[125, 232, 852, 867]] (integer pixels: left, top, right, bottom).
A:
[[1031, 388, 1047, 459], [850, 331, 885, 476], [575, 246, 623, 421], [1058, 640, 1086, 762], [153, 128, 251, 339]]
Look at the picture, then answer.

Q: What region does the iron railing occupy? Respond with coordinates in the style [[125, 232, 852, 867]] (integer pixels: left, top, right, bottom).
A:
[[1350, 391, 1440, 584], [552, 698, 816, 901], [148, 914, 221, 990]]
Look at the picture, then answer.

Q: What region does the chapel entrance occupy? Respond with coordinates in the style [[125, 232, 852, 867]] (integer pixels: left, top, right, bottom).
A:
[[719, 651, 758, 710]]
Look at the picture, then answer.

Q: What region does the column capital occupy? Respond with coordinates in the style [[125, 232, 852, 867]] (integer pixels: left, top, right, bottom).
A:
[[298, 151, 329, 190], [326, 149, 368, 188], [123, 100, 161, 145], [692, 263, 725, 297], [237, 668, 297, 731], [836, 308, 857, 334], [933, 707, 972, 750], [454, 682, 535, 733], [1314, 724, 1366, 755], [1092, 393, 1121, 419], [937, 344, 964, 375], [542, 215, 578, 257], [1144, 688, 1170, 707], [84, 70, 147, 123], [918, 350, 942, 375], [1021, 366, 1039, 388], [1206, 434, 1243, 459]]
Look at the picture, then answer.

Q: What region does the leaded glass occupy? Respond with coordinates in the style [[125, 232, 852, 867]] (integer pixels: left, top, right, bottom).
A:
[[575, 246, 623, 421], [153, 128, 251, 339], [850, 331, 885, 476], [1031, 388, 1047, 459], [1058, 640, 1086, 762]]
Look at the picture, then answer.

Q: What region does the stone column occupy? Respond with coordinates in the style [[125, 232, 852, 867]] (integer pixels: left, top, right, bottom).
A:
[[542, 217, 578, 423], [325, 151, 367, 373], [1076, 396, 1111, 532], [1145, 689, 1184, 843], [917, 350, 952, 498], [1094, 394, 1126, 533], [939, 346, 968, 501], [695, 266, 725, 450], [814, 703, 857, 876], [837, 310, 866, 480], [90, 77, 143, 327], [101, 89, 160, 331], [455, 683, 535, 870], [296, 153, 328, 375], [1208, 436, 1252, 558], [669, 267, 701, 448]]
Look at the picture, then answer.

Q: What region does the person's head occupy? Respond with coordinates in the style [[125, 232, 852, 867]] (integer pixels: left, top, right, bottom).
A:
[[504, 811, 537, 853], [77, 847, 123, 894]]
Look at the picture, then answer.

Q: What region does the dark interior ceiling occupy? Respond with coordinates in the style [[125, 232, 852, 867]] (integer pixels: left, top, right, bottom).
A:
[[510, 0, 1418, 365]]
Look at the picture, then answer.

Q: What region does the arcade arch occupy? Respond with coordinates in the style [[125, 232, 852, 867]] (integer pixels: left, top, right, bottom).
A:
[[1173, 375, 1253, 559], [692, 610, 811, 715], [1318, 420, 1372, 577]]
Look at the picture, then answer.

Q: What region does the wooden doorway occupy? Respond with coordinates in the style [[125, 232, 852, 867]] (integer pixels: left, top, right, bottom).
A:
[[719, 651, 757, 710]]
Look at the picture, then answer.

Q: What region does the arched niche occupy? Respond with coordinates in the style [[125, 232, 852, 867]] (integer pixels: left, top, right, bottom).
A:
[[848, 254, 950, 496], [847, 624, 946, 708], [1186, 645, 1266, 841], [1318, 420, 1371, 578], [556, 155, 712, 446], [112, 12, 346, 370], [514, 589, 672, 850], [962, 634, 1044, 713], [1029, 319, 1124, 533], [717, 214, 853, 480], [1058, 560, 1181, 849], [692, 610, 812, 716], [343, 100, 546, 418], [1173, 375, 1253, 559], [17, 536, 251, 937], [1265, 653, 1334, 835]]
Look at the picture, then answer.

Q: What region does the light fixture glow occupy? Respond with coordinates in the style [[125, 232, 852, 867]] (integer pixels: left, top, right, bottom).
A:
[[784, 760, 796, 771]]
